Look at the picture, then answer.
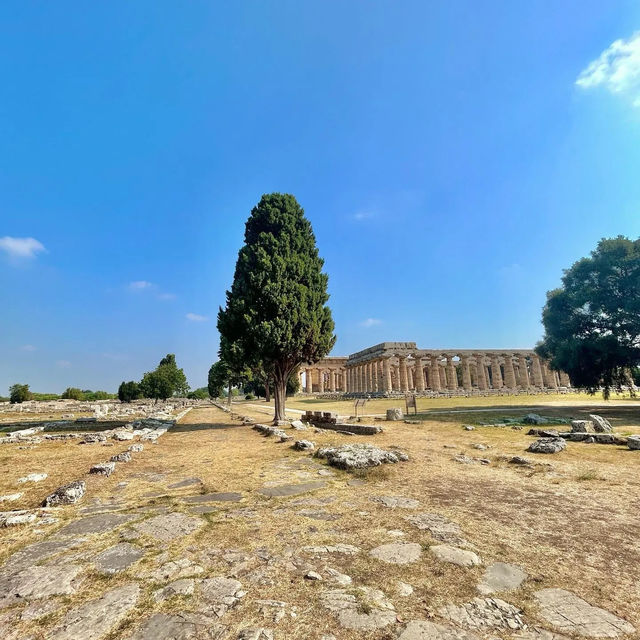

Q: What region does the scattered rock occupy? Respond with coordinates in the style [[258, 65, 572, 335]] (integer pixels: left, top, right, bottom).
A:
[[0, 493, 22, 503], [438, 596, 525, 630], [305, 571, 322, 581], [167, 477, 202, 489], [324, 567, 352, 586], [471, 443, 488, 450], [0, 565, 85, 609], [141, 557, 204, 582], [571, 420, 594, 433], [200, 576, 245, 617], [17, 473, 47, 484], [627, 436, 640, 450], [130, 612, 226, 640], [509, 456, 531, 465], [370, 542, 422, 564], [477, 562, 527, 594], [237, 629, 274, 640], [291, 420, 308, 430], [302, 544, 360, 555], [430, 544, 481, 567], [387, 408, 404, 421], [321, 586, 396, 630], [463, 426, 475, 431], [94, 542, 144, 575], [42, 480, 85, 507], [523, 414, 549, 425], [153, 578, 196, 602], [534, 588, 635, 638], [396, 581, 414, 597], [527, 438, 566, 454], [404, 512, 466, 545], [373, 495, 420, 509], [257, 481, 326, 497], [89, 462, 116, 477], [55, 512, 137, 536], [399, 620, 482, 639], [47, 584, 140, 640], [316, 443, 408, 469], [589, 414, 613, 433], [133, 512, 203, 542], [293, 440, 315, 451], [110, 451, 132, 463], [128, 444, 144, 453]]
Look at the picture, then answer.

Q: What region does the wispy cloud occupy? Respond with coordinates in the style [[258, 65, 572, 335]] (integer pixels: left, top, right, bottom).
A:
[[576, 31, 640, 107], [156, 292, 176, 301], [20, 344, 36, 352], [186, 313, 208, 322], [128, 280, 153, 291], [353, 211, 374, 222], [0, 236, 46, 260], [56, 360, 71, 368], [360, 318, 382, 328]]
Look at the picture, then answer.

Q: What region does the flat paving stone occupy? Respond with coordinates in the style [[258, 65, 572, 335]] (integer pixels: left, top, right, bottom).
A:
[[190, 505, 218, 514], [373, 495, 420, 509], [534, 588, 635, 638], [477, 562, 527, 594], [430, 544, 481, 567], [133, 512, 204, 542], [399, 620, 482, 639], [257, 481, 327, 497], [55, 512, 138, 537], [1, 538, 84, 573], [370, 542, 422, 564], [297, 509, 341, 521], [139, 557, 205, 582], [182, 492, 243, 503], [0, 564, 84, 609], [48, 583, 140, 640], [200, 576, 245, 617], [438, 597, 525, 631], [321, 586, 396, 631], [129, 612, 226, 640], [94, 543, 144, 575], [404, 513, 467, 545], [153, 578, 196, 602], [167, 477, 203, 489]]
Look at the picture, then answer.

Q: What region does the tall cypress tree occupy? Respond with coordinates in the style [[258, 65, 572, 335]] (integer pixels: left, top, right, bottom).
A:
[[218, 193, 335, 422]]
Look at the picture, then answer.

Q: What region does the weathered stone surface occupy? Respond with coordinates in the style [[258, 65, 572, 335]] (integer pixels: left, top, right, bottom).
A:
[[509, 456, 532, 465], [140, 557, 204, 582], [523, 414, 549, 425], [257, 481, 326, 497], [370, 542, 422, 564], [153, 578, 196, 602], [0, 510, 36, 526], [133, 512, 203, 542], [527, 438, 566, 454], [293, 439, 315, 451], [290, 420, 307, 430], [0, 565, 84, 609], [627, 435, 640, 450], [2, 539, 84, 573], [316, 443, 408, 469], [297, 509, 340, 521], [113, 430, 135, 441], [399, 620, 482, 639], [430, 544, 481, 567], [168, 477, 202, 489], [183, 492, 243, 503], [534, 588, 635, 638], [94, 543, 144, 574], [48, 583, 140, 640], [128, 443, 144, 453], [20, 598, 59, 621], [90, 462, 116, 476], [321, 586, 396, 630], [405, 513, 466, 545], [302, 544, 360, 555], [438, 596, 525, 630], [110, 451, 132, 463], [571, 420, 594, 433], [324, 567, 352, 585], [237, 629, 274, 640], [387, 408, 404, 421], [56, 512, 137, 536], [477, 562, 527, 594], [17, 473, 47, 483], [511, 629, 572, 640], [200, 576, 245, 617], [43, 480, 85, 506], [589, 414, 613, 433], [373, 495, 420, 509], [129, 612, 226, 640], [0, 493, 22, 503], [396, 581, 414, 597]]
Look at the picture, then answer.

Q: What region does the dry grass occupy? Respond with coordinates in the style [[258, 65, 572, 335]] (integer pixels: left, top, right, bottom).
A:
[[1, 400, 639, 639]]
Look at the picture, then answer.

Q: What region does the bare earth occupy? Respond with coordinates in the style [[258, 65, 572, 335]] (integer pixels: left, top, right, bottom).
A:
[[0, 398, 638, 639]]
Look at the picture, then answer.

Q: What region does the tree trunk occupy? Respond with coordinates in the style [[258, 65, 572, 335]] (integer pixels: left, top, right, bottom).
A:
[[265, 384, 270, 403], [227, 381, 232, 407], [273, 376, 287, 424]]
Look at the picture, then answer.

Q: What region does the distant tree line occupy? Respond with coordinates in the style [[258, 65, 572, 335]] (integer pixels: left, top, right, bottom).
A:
[[6, 383, 116, 404], [118, 354, 192, 403]]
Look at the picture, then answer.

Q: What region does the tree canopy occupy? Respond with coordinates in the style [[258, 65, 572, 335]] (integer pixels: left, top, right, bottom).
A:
[[118, 380, 141, 403], [61, 387, 84, 400], [536, 236, 640, 397], [9, 384, 32, 404], [135, 354, 190, 401], [218, 193, 335, 421]]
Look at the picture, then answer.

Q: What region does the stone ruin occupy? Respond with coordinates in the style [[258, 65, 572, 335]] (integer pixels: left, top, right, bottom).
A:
[[302, 411, 382, 436]]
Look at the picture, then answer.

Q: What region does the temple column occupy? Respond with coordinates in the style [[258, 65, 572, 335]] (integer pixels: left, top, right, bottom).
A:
[[446, 356, 457, 390], [475, 354, 488, 390], [383, 358, 392, 392], [461, 356, 472, 391], [377, 360, 384, 391], [329, 370, 336, 392], [414, 357, 425, 391], [398, 356, 409, 392], [543, 363, 558, 389], [503, 354, 517, 389], [392, 364, 399, 391], [559, 371, 571, 387], [490, 356, 503, 389], [305, 368, 313, 393], [518, 354, 530, 388], [371, 362, 378, 392], [318, 369, 325, 393], [531, 355, 544, 388], [430, 357, 441, 391]]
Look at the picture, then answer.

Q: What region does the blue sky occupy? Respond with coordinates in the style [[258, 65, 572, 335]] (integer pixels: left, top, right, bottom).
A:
[[2, 1, 640, 393]]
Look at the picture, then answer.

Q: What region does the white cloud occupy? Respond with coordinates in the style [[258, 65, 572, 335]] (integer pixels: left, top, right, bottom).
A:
[[360, 318, 382, 328], [56, 360, 71, 368], [186, 313, 208, 322], [0, 236, 46, 260], [353, 211, 374, 221], [20, 344, 36, 352], [128, 280, 153, 291], [576, 31, 640, 106]]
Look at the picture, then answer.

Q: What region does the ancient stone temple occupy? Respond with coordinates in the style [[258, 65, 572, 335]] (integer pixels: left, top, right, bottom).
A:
[[300, 342, 570, 395]]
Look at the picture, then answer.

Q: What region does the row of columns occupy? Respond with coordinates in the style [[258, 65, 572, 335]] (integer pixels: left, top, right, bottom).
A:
[[301, 367, 348, 393]]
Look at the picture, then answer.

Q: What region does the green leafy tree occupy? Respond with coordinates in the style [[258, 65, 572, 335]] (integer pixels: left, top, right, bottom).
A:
[[536, 236, 640, 398], [118, 381, 141, 403], [157, 354, 190, 396], [207, 361, 228, 398], [9, 384, 32, 404], [218, 193, 335, 422], [139, 368, 174, 401], [187, 387, 210, 400], [61, 387, 84, 400]]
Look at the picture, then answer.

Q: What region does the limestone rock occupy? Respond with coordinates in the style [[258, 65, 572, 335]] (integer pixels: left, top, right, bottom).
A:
[[128, 443, 144, 452], [89, 462, 115, 476], [527, 438, 566, 454], [535, 588, 635, 638], [141, 557, 204, 582], [370, 542, 422, 564], [399, 620, 482, 639], [17, 473, 47, 484], [200, 576, 245, 617], [290, 420, 308, 430], [110, 451, 132, 463], [152, 578, 196, 602], [133, 512, 203, 542], [387, 408, 404, 421], [315, 443, 408, 469], [321, 586, 396, 631], [438, 596, 525, 630], [0, 565, 84, 609], [396, 581, 414, 597], [373, 495, 420, 509], [237, 629, 274, 640], [589, 414, 613, 433], [523, 414, 549, 425], [257, 481, 326, 497], [94, 542, 144, 575], [0, 493, 22, 503], [509, 456, 532, 465], [571, 420, 594, 433], [627, 435, 640, 450], [430, 544, 481, 567], [404, 513, 466, 545], [293, 440, 315, 451], [130, 612, 226, 640], [302, 544, 360, 555], [42, 480, 85, 507], [477, 562, 527, 594], [48, 584, 140, 640]]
